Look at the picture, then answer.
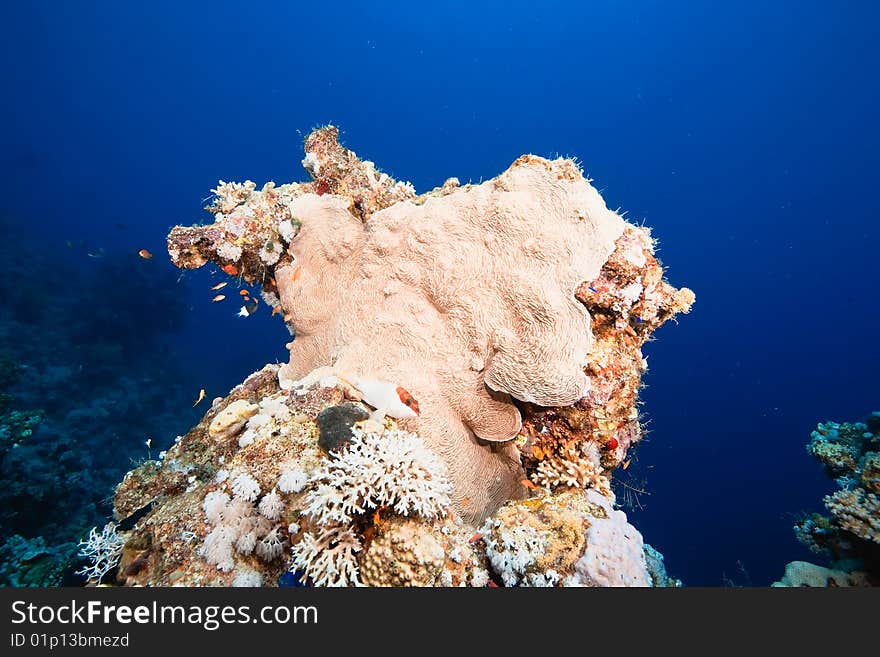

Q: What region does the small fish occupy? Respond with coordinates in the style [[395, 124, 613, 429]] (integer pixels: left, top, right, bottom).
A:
[[212, 294, 226, 302], [588, 286, 598, 293], [138, 249, 153, 259], [468, 533, 483, 545], [271, 306, 281, 317], [283, 313, 292, 322], [239, 290, 249, 296], [220, 263, 239, 276], [521, 479, 538, 490], [193, 389, 206, 407], [210, 282, 227, 291], [237, 300, 258, 317], [622, 459, 631, 470], [338, 375, 420, 419], [395, 386, 420, 416], [145, 438, 152, 448], [87, 252, 104, 258]]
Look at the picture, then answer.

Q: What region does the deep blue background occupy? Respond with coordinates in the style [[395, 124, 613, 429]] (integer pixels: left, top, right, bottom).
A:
[[1, 1, 877, 585]]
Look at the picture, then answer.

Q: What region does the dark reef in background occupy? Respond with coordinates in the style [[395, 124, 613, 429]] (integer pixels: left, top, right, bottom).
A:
[[0, 214, 199, 586], [774, 412, 879, 586]]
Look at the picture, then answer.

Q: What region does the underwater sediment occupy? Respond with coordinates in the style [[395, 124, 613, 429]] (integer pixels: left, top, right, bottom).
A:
[[105, 126, 693, 586]]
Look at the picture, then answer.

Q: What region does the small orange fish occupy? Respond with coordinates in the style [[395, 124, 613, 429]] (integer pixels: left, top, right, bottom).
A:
[[220, 263, 239, 276], [210, 282, 227, 291], [271, 306, 281, 317], [521, 479, 538, 490], [239, 290, 249, 296], [283, 313, 292, 322], [395, 386, 420, 416], [622, 459, 631, 470], [193, 389, 206, 407], [212, 294, 225, 302], [138, 249, 153, 259], [468, 533, 483, 544]]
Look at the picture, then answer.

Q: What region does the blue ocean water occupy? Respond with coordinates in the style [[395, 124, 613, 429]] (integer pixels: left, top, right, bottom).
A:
[[0, 1, 876, 585]]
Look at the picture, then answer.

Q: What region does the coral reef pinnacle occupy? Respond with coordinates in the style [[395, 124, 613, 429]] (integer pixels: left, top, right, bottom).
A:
[[111, 127, 693, 586], [165, 126, 693, 525]]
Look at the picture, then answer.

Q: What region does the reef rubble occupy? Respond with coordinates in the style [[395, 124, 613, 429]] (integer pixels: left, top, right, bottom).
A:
[[108, 126, 693, 586]]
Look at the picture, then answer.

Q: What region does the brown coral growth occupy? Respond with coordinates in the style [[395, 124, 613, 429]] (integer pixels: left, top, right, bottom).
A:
[[520, 224, 693, 492]]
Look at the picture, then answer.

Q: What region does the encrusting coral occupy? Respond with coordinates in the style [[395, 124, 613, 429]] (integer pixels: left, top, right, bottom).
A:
[[104, 127, 693, 587]]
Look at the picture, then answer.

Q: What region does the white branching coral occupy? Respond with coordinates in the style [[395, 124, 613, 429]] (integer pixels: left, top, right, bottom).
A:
[[201, 525, 236, 571], [76, 523, 126, 584], [278, 463, 308, 493], [258, 488, 284, 521], [231, 472, 261, 501], [292, 526, 361, 587], [470, 568, 490, 587], [534, 441, 611, 495], [199, 474, 289, 572], [305, 427, 452, 525], [256, 527, 286, 560], [290, 427, 452, 586], [202, 490, 230, 523], [211, 179, 256, 213]]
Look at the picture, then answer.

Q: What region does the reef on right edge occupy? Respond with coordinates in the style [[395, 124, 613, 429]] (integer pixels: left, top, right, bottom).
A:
[[774, 412, 879, 587]]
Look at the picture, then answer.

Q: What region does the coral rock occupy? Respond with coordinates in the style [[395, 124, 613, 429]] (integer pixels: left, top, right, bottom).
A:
[[360, 517, 446, 587], [209, 399, 259, 441], [772, 560, 871, 587], [566, 489, 650, 587]]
